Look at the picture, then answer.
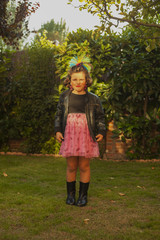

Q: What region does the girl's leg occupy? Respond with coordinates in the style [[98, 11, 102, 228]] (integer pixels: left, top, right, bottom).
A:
[[66, 156, 78, 205], [66, 156, 79, 182], [78, 157, 90, 183], [77, 157, 90, 207]]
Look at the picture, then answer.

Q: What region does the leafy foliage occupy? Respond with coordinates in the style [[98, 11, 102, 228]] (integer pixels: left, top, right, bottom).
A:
[[41, 137, 60, 154], [68, 0, 160, 50], [0, 0, 39, 47], [0, 35, 60, 153], [55, 28, 160, 159], [1, 25, 160, 158], [14, 47, 58, 152], [0, 49, 15, 149]]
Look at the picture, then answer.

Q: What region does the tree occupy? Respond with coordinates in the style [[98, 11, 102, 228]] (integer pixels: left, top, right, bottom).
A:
[[37, 18, 69, 45], [0, 0, 39, 47], [68, 0, 160, 49]]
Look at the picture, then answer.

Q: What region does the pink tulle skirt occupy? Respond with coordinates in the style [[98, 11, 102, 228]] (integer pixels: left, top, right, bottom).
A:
[[59, 113, 99, 158]]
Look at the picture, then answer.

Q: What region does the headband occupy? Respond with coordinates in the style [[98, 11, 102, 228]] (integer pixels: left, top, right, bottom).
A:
[[69, 55, 92, 73]]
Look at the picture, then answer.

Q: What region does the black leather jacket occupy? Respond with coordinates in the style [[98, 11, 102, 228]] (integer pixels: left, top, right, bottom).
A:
[[54, 89, 106, 142]]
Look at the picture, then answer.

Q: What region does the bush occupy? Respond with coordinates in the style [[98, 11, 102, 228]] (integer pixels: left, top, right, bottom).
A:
[[41, 137, 60, 154], [13, 45, 59, 153], [0, 35, 60, 153]]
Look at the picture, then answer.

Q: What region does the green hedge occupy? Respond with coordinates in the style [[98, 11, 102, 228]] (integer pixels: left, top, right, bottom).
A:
[[0, 38, 60, 153]]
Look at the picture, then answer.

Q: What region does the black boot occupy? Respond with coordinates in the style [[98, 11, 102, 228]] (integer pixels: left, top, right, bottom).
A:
[[66, 181, 76, 205], [76, 182, 90, 207]]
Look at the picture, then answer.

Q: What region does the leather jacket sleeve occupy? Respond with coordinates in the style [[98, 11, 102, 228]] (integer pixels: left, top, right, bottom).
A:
[[95, 97, 106, 137], [54, 95, 63, 134]]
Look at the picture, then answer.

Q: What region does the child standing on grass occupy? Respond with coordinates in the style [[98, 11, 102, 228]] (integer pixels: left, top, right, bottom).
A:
[[54, 56, 106, 207]]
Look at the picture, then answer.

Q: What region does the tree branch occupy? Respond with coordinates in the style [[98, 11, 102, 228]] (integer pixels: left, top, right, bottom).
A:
[[88, 0, 160, 29]]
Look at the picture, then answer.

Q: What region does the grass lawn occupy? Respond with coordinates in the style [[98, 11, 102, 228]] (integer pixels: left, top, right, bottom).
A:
[[0, 155, 160, 240]]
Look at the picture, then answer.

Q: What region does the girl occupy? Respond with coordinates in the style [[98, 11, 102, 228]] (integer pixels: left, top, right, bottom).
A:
[[54, 56, 106, 207]]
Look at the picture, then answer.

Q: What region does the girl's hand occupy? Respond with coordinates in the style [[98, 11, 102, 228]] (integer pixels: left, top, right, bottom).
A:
[[96, 134, 103, 142], [56, 132, 64, 143]]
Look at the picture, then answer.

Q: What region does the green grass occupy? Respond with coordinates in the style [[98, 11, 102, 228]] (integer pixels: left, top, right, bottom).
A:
[[0, 155, 160, 240]]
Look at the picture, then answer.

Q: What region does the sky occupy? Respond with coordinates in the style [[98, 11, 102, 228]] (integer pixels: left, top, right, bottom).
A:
[[28, 0, 101, 33]]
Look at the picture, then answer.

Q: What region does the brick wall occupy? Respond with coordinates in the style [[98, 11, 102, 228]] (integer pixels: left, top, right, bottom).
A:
[[103, 121, 130, 160], [8, 121, 130, 160], [7, 121, 160, 160], [8, 140, 24, 152]]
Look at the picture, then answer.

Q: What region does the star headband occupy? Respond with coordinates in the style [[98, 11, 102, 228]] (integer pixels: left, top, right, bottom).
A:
[[69, 56, 92, 73]]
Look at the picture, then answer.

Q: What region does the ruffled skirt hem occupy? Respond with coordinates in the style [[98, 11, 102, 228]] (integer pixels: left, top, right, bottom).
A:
[[59, 113, 99, 158]]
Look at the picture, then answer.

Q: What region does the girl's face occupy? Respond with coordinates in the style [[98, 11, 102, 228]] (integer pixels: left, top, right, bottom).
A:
[[70, 71, 87, 94]]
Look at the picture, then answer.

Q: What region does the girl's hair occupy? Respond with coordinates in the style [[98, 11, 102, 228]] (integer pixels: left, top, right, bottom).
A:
[[63, 65, 93, 88]]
